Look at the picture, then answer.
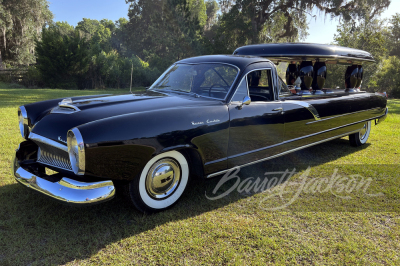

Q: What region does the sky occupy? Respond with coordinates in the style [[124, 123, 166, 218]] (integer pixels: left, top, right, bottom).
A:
[[48, 0, 129, 26], [305, 2, 400, 44], [48, 0, 399, 44]]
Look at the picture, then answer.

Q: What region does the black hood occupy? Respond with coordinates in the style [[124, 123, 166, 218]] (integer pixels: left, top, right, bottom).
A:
[[30, 90, 222, 143]]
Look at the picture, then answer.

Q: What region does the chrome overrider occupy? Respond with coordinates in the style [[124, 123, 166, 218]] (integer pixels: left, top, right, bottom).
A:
[[12, 144, 116, 205]]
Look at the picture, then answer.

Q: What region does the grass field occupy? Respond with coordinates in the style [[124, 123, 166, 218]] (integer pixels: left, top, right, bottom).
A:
[[0, 83, 399, 265]]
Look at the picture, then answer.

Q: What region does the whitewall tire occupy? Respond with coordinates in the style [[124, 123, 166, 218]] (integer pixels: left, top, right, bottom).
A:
[[128, 150, 190, 213], [349, 120, 371, 147]]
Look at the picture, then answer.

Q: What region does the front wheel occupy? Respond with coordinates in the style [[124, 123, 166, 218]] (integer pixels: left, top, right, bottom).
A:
[[127, 150, 190, 213], [349, 120, 371, 147]]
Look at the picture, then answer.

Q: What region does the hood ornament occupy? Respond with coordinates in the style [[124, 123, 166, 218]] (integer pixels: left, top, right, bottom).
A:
[[57, 98, 81, 112], [60, 98, 73, 105]]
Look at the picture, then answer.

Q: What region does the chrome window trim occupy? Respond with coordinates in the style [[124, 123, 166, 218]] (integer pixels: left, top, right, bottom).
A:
[[29, 132, 68, 152], [230, 75, 250, 103], [148, 62, 241, 102], [228, 67, 273, 104], [206, 129, 360, 178]]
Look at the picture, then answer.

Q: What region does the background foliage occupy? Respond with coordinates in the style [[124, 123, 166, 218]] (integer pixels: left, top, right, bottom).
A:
[[0, 0, 399, 96]]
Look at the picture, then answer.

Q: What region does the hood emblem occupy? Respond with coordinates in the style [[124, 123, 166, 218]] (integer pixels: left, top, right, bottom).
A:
[[58, 136, 67, 144]]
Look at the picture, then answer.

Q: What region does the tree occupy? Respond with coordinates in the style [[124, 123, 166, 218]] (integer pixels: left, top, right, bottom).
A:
[[369, 56, 400, 97], [35, 23, 90, 88], [0, 0, 53, 67], [388, 13, 400, 57], [326, 14, 390, 89], [211, 0, 391, 53], [126, 0, 206, 70]]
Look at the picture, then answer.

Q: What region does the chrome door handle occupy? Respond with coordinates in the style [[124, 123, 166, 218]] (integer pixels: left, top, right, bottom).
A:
[[272, 107, 283, 111]]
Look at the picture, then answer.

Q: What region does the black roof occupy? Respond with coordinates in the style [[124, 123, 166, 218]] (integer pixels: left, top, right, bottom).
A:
[[177, 55, 273, 70], [233, 43, 375, 65]]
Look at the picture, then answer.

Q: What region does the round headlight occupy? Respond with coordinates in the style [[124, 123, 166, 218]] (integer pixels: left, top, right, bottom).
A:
[[67, 128, 85, 175], [18, 106, 29, 138]]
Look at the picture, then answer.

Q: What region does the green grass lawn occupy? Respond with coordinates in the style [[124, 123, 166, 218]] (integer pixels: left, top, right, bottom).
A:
[[0, 83, 399, 265]]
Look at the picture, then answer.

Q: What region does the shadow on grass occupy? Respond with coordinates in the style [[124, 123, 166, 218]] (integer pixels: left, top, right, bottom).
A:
[[0, 137, 375, 265]]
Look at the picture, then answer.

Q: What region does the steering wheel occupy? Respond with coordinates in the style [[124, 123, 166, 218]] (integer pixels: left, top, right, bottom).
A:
[[208, 84, 227, 97]]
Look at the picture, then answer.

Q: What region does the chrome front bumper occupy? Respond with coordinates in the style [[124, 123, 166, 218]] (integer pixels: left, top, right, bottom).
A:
[[12, 145, 115, 205]]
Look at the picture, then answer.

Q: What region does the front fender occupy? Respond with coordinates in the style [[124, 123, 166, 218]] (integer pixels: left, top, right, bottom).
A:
[[77, 105, 229, 180]]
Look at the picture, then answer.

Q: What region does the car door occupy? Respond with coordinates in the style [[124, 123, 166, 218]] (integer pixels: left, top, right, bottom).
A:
[[227, 65, 284, 168]]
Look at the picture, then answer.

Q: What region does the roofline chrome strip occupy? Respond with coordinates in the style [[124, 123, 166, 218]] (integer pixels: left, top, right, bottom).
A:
[[206, 129, 360, 178], [28, 132, 68, 152]]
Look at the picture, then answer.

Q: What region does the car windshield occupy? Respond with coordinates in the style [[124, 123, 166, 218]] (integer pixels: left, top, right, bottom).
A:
[[149, 63, 239, 99]]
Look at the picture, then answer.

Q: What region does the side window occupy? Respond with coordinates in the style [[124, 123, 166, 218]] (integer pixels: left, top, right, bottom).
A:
[[231, 76, 248, 102], [247, 69, 274, 101]]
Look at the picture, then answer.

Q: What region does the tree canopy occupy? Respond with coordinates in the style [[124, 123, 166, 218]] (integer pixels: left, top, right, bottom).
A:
[[0, 0, 52, 67]]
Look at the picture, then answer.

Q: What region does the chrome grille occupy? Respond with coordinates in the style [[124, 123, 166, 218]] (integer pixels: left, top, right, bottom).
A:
[[29, 133, 72, 171]]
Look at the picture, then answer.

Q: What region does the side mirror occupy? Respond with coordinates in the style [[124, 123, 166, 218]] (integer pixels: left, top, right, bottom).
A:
[[242, 96, 251, 105], [238, 96, 251, 109]]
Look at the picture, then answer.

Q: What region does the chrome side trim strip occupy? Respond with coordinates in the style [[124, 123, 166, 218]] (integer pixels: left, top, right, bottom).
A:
[[283, 100, 321, 120], [29, 132, 68, 152], [206, 129, 360, 178], [13, 154, 115, 205], [206, 111, 387, 170], [306, 107, 382, 125]]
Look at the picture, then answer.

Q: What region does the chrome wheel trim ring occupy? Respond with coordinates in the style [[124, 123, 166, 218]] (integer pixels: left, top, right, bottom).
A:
[[359, 122, 369, 141], [358, 120, 371, 144], [360, 122, 368, 140], [138, 151, 189, 209], [145, 158, 181, 199]]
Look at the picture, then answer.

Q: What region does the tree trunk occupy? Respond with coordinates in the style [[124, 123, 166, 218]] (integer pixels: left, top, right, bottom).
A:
[[0, 51, 3, 70]]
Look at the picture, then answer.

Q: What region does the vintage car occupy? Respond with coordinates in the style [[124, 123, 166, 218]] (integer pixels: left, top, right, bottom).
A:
[[13, 43, 388, 213]]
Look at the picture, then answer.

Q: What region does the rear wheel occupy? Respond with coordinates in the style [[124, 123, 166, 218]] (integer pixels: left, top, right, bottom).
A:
[[127, 150, 190, 213], [349, 120, 371, 147]]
